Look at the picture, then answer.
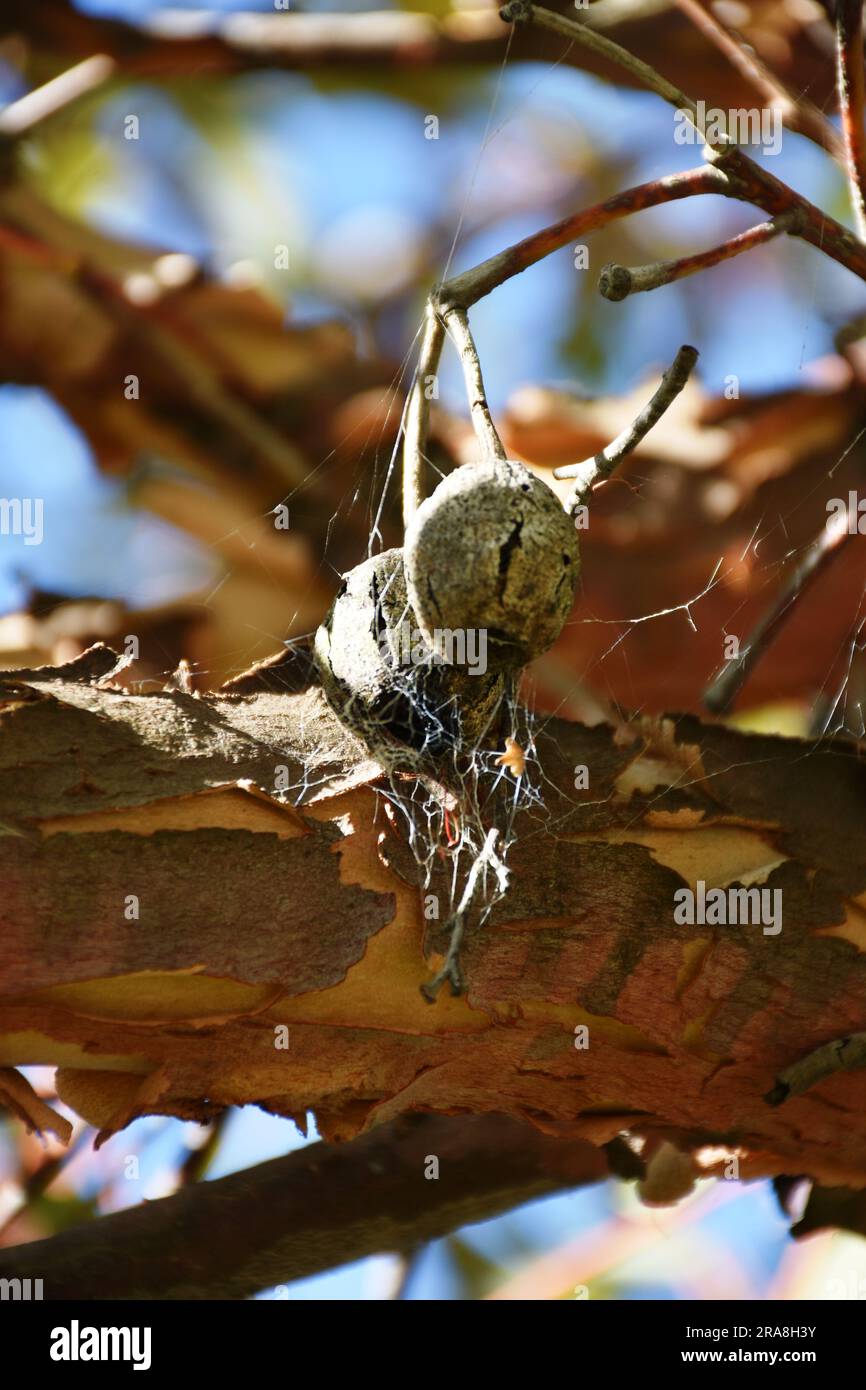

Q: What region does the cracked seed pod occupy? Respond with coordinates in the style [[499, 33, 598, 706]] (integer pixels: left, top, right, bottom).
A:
[[313, 547, 505, 766], [404, 459, 579, 672]]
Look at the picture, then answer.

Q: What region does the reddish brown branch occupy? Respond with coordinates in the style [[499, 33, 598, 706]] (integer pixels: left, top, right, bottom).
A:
[[5, 651, 866, 1274], [673, 0, 844, 161], [598, 209, 803, 300], [497, 5, 866, 286], [440, 165, 727, 310], [836, 0, 866, 241], [715, 144, 866, 276], [406, 142, 866, 508], [0, 1114, 615, 1300]]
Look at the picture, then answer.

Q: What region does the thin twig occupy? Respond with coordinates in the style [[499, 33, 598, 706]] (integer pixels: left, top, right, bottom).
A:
[[497, 3, 866, 285], [405, 1, 866, 536], [715, 150, 866, 280], [442, 307, 508, 463], [553, 345, 699, 510], [402, 168, 721, 526], [836, 0, 866, 242], [443, 142, 866, 306], [0, 54, 115, 138], [441, 165, 727, 311], [403, 305, 445, 528], [599, 209, 804, 300], [502, 2, 703, 136], [704, 506, 854, 715], [420, 910, 467, 1001], [673, 0, 844, 162], [422, 827, 505, 1001]]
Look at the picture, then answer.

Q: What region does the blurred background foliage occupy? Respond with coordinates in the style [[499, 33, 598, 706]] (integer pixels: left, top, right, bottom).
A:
[[2, 0, 866, 1298]]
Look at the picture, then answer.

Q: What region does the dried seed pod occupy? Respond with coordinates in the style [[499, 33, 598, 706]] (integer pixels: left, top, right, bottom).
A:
[[404, 459, 578, 671], [313, 548, 504, 766]]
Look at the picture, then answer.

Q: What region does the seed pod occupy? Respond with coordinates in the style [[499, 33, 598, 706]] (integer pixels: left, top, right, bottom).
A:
[[404, 459, 578, 671], [313, 548, 504, 766]]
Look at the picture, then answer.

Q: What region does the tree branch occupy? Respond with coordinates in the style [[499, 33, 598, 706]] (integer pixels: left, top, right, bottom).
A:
[[442, 306, 508, 463], [0, 54, 115, 137], [598, 209, 803, 301], [504, 1, 703, 131], [0, 0, 838, 113], [836, 0, 866, 241], [553, 343, 699, 508], [439, 165, 727, 312], [0, 1113, 618, 1300], [403, 306, 445, 528], [393, 0, 866, 541], [672, 0, 844, 162], [430, 136, 866, 333], [3, 648, 866, 1200], [496, 4, 866, 284], [402, 168, 722, 493]]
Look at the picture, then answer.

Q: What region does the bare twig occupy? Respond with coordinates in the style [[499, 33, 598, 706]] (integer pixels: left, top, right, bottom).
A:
[[673, 0, 844, 162], [403, 305, 446, 527], [420, 909, 468, 1001], [498, 3, 866, 285], [553, 345, 699, 510], [441, 309, 507, 464], [715, 149, 866, 280], [704, 506, 854, 715], [404, 2, 866, 540], [422, 827, 506, 1001], [837, 0, 866, 242], [0, 55, 115, 137], [444, 135, 866, 304], [502, 2, 703, 136], [599, 209, 804, 300], [441, 166, 727, 312], [402, 168, 721, 525]]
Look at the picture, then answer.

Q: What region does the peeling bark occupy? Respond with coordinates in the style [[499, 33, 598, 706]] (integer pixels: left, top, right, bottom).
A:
[[2, 645, 866, 1193]]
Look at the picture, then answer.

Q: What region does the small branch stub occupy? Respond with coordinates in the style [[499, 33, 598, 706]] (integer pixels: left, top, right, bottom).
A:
[[599, 211, 804, 302], [499, 1, 532, 24]]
